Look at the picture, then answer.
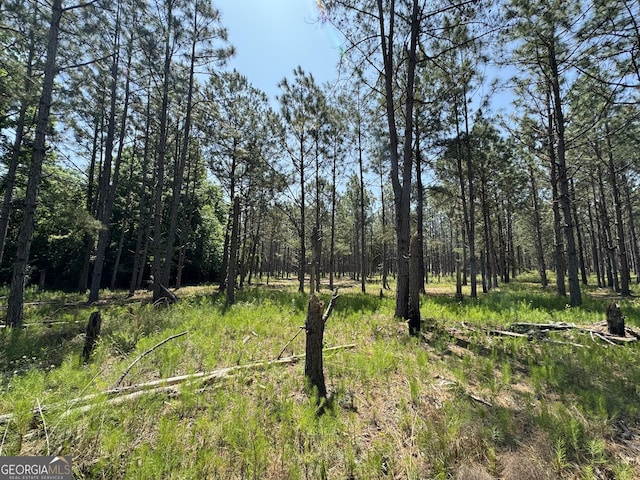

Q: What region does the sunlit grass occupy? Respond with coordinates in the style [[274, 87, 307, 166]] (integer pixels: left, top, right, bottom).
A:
[[0, 275, 638, 478]]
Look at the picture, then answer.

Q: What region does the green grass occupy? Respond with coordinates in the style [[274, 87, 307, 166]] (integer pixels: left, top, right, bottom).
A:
[[0, 276, 639, 478]]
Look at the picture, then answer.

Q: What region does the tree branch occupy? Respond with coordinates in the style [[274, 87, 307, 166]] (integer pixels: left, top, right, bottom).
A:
[[322, 289, 339, 323], [114, 331, 189, 388], [62, 0, 101, 12]]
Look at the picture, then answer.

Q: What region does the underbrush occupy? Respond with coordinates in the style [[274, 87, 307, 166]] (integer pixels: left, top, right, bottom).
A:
[[0, 277, 638, 478]]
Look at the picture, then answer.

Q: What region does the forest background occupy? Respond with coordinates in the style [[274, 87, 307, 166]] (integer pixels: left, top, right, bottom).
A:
[[1, 0, 639, 323]]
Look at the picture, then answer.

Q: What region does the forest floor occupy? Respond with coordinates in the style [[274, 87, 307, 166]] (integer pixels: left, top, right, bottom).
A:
[[0, 274, 639, 479]]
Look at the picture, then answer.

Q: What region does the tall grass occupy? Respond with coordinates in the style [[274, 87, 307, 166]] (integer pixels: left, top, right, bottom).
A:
[[0, 278, 638, 478]]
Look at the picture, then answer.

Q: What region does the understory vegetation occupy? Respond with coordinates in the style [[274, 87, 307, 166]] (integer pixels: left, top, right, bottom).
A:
[[0, 276, 639, 479]]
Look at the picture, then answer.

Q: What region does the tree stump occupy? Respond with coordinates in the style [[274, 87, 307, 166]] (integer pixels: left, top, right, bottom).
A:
[[83, 311, 102, 362], [304, 294, 327, 399], [606, 302, 625, 337]]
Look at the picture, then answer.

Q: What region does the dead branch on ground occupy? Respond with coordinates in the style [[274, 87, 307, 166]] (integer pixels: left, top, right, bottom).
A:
[[0, 344, 357, 425], [114, 331, 189, 388]]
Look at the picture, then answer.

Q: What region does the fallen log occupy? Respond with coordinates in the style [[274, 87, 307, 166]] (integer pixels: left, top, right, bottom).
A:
[[579, 329, 636, 345], [462, 322, 588, 347], [0, 344, 357, 425], [0, 320, 84, 329], [509, 322, 575, 334], [461, 322, 529, 339], [508, 321, 637, 345], [488, 329, 529, 339]]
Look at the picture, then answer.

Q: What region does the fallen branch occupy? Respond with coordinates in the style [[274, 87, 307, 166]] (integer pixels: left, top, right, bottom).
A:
[[544, 339, 586, 348], [114, 331, 189, 388], [461, 322, 587, 347], [510, 322, 575, 333], [0, 321, 84, 329], [0, 344, 357, 425], [575, 328, 636, 345], [468, 393, 493, 407], [277, 326, 304, 360], [60, 384, 183, 419], [509, 322, 638, 345], [435, 376, 492, 408], [486, 329, 530, 339]]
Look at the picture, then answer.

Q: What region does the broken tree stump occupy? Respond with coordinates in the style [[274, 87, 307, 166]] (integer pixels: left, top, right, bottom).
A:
[[83, 311, 102, 362], [606, 302, 625, 337], [304, 290, 339, 401], [304, 295, 326, 399]]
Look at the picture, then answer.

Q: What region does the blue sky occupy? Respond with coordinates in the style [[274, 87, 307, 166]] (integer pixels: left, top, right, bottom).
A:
[[214, 0, 344, 103]]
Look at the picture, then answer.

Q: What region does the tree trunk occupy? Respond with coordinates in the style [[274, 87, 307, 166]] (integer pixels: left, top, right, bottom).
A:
[[314, 138, 322, 293], [622, 172, 640, 283], [225, 196, 240, 307], [247, 206, 263, 286], [460, 90, 477, 298], [110, 225, 126, 290], [310, 226, 320, 294], [597, 163, 619, 291], [152, 2, 174, 303], [299, 134, 306, 294], [408, 234, 421, 336], [329, 142, 337, 290], [5, 0, 62, 328], [455, 247, 463, 301], [606, 123, 630, 296], [111, 151, 135, 291], [377, 0, 419, 319], [128, 85, 152, 296], [379, 165, 390, 290], [304, 294, 327, 399], [89, 3, 131, 303], [507, 209, 516, 280], [496, 198, 507, 283], [78, 112, 102, 293], [0, 4, 36, 267], [548, 99, 566, 297], [587, 195, 603, 288], [415, 123, 425, 294], [175, 152, 197, 289], [239, 203, 250, 289], [570, 179, 588, 285], [529, 164, 548, 287], [162, 20, 198, 291], [480, 182, 497, 291], [549, 46, 581, 306], [358, 121, 366, 293]]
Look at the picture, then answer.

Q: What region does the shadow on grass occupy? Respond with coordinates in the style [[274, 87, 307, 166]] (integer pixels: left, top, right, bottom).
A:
[[0, 324, 86, 376], [424, 319, 640, 475], [424, 280, 640, 328], [0, 300, 180, 379]]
